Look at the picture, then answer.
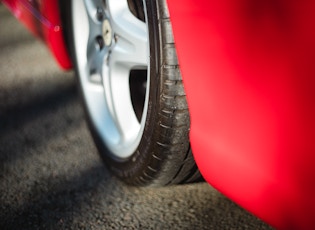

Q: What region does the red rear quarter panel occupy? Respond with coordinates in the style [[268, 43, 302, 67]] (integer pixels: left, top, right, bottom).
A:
[[2, 0, 72, 69], [167, 0, 315, 229]]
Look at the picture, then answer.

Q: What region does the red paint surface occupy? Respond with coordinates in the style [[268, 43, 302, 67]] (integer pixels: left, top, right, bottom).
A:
[[167, 0, 315, 229], [2, 0, 72, 69]]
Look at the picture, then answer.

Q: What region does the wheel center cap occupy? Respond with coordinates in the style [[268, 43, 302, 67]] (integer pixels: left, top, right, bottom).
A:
[[102, 19, 112, 47]]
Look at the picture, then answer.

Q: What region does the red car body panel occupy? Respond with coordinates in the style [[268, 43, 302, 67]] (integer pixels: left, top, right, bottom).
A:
[[2, 0, 72, 69], [167, 0, 315, 229], [3, 0, 315, 228]]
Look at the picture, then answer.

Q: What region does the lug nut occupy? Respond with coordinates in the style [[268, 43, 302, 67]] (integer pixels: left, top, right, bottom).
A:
[[96, 7, 104, 21], [96, 36, 104, 50]]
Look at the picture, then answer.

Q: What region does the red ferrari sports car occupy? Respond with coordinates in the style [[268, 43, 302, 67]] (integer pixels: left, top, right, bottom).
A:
[[2, 0, 315, 229]]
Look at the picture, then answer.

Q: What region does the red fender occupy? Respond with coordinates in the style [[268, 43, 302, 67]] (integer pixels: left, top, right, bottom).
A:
[[167, 0, 315, 229]]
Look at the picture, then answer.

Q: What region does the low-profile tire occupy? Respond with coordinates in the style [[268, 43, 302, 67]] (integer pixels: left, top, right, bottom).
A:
[[63, 0, 202, 186]]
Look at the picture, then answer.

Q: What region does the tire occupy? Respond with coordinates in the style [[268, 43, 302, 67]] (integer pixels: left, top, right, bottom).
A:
[[62, 0, 202, 186]]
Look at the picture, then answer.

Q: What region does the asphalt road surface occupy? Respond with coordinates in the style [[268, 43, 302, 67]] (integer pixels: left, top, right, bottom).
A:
[[0, 5, 273, 230]]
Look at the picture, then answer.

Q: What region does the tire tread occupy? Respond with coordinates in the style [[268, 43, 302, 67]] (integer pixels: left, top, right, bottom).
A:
[[146, 0, 202, 185]]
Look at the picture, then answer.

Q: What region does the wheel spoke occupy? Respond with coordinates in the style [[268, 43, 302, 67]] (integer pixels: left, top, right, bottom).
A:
[[108, 0, 148, 69], [105, 63, 140, 141], [82, 0, 107, 83], [86, 39, 108, 84]]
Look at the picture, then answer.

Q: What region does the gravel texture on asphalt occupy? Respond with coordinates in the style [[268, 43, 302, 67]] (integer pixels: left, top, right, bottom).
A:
[[0, 4, 273, 230]]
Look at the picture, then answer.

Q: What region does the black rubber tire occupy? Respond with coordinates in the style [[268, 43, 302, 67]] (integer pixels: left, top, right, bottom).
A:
[[60, 0, 202, 186]]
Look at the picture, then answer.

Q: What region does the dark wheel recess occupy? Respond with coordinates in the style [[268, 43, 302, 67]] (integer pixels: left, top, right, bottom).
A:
[[61, 0, 202, 186]]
